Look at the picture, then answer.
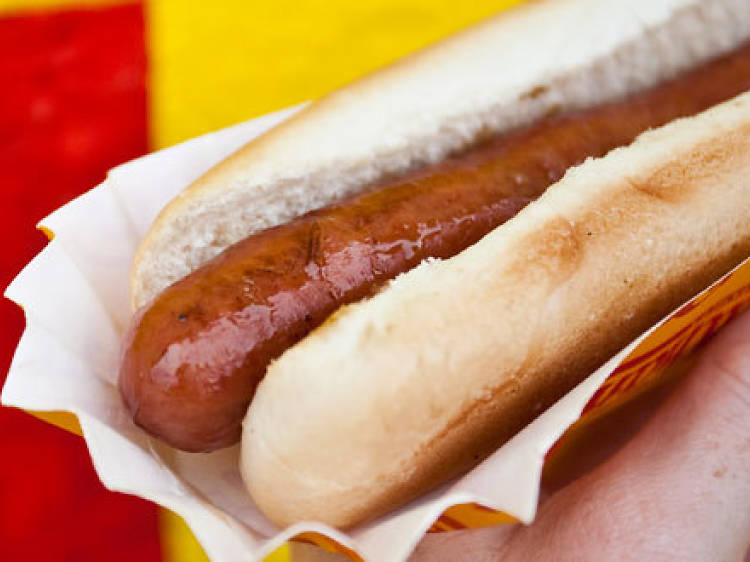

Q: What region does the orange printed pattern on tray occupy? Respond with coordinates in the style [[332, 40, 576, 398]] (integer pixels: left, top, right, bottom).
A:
[[428, 503, 517, 533], [291, 532, 364, 561], [288, 503, 518, 560]]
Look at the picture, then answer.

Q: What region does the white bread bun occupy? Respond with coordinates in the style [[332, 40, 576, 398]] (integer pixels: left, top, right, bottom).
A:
[[242, 91, 750, 529], [130, 0, 750, 310]]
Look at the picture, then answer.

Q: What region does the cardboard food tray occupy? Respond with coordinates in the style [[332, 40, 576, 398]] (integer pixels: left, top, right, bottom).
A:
[[3, 104, 750, 561]]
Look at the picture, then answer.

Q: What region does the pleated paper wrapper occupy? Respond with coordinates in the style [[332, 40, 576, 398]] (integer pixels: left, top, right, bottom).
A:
[[3, 105, 750, 562]]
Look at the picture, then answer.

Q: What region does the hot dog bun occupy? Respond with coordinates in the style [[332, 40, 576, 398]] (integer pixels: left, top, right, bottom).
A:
[[130, 0, 750, 310], [242, 91, 750, 528]]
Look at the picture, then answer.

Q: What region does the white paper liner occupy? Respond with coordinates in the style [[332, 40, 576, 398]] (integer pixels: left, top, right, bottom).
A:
[[0, 104, 734, 562]]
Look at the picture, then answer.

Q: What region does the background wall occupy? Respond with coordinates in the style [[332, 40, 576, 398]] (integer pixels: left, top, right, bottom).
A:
[[0, 1, 522, 560]]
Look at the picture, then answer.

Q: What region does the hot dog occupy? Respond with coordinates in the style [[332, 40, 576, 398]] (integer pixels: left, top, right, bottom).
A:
[[120, 0, 750, 529], [121, 38, 750, 453]]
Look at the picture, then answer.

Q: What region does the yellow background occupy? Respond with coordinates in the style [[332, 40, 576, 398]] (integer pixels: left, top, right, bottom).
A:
[[147, 0, 524, 149]]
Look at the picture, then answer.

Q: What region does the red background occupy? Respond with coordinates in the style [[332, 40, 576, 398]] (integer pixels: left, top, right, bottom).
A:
[[0, 3, 162, 560]]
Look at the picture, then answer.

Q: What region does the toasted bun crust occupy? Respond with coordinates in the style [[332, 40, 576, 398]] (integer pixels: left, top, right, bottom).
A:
[[130, 0, 750, 310], [242, 92, 750, 528]]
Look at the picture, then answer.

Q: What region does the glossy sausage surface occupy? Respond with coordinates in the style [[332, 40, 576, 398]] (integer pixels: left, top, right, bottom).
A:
[[120, 41, 750, 452]]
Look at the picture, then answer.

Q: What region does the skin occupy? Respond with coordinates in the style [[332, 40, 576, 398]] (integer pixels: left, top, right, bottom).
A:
[[410, 307, 750, 562]]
